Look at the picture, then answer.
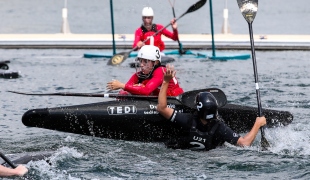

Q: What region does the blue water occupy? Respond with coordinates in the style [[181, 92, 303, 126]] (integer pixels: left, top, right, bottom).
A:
[[0, 49, 310, 179], [0, 0, 309, 35]]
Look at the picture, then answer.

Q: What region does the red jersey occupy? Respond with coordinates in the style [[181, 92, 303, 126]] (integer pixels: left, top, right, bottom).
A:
[[123, 66, 183, 96], [133, 24, 179, 52]]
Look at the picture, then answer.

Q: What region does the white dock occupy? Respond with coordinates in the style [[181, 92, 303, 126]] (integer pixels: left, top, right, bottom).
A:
[[0, 34, 309, 50]]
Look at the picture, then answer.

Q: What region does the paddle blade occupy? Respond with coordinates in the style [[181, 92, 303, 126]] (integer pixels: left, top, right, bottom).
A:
[[7, 90, 109, 97], [260, 127, 270, 151], [107, 51, 132, 66], [8, 90, 53, 96], [261, 136, 270, 151], [237, 0, 258, 23], [183, 0, 207, 17], [180, 88, 227, 109]]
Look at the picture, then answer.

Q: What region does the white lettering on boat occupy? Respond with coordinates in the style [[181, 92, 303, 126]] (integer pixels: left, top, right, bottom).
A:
[[167, 104, 176, 109], [149, 104, 176, 109], [143, 110, 159, 115], [149, 104, 157, 109], [107, 105, 137, 115], [148, 104, 182, 114]]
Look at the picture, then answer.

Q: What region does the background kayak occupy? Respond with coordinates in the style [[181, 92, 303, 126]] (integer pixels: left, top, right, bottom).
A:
[[0, 60, 19, 79]]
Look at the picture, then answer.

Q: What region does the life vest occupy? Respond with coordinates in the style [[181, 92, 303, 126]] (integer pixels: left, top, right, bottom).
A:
[[140, 24, 165, 51], [188, 119, 219, 151], [141, 24, 157, 33], [165, 119, 220, 151]]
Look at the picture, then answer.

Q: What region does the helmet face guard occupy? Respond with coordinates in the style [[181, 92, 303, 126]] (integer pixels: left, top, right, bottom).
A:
[[196, 92, 218, 120], [134, 58, 156, 79]]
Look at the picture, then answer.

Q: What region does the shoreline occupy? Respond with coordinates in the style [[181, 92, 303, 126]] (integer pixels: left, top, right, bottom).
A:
[[0, 33, 309, 50]]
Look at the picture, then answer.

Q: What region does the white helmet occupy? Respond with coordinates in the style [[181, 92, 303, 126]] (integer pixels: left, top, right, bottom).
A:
[[137, 45, 161, 62], [142, 7, 154, 16]]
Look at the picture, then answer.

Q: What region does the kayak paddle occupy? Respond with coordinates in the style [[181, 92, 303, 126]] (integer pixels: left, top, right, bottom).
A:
[[237, 0, 270, 150], [0, 151, 17, 168], [8, 87, 227, 109], [167, 0, 187, 55]]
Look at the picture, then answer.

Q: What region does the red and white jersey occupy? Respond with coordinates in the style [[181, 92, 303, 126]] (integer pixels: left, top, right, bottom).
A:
[[133, 24, 179, 52], [124, 66, 183, 96]]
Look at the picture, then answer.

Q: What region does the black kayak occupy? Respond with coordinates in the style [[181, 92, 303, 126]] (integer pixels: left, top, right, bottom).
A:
[[0, 69, 19, 79], [0, 61, 19, 79], [22, 98, 293, 142]]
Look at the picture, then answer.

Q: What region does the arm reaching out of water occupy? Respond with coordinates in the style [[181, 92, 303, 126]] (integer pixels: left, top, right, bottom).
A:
[[157, 64, 176, 119]]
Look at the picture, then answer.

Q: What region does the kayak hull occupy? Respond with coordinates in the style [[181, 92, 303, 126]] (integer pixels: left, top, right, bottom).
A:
[[22, 99, 293, 142], [0, 69, 19, 79], [0, 61, 19, 78]]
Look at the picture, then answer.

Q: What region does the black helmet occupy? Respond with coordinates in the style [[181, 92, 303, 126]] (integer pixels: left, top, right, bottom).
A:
[[195, 92, 218, 120]]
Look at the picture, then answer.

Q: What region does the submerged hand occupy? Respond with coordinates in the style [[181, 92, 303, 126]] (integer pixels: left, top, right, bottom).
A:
[[163, 64, 176, 83]]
